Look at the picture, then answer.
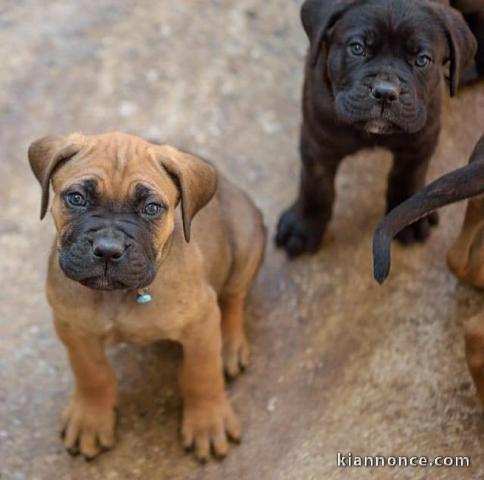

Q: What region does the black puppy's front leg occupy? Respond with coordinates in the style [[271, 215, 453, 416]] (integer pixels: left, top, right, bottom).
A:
[[387, 145, 439, 244], [276, 136, 343, 258]]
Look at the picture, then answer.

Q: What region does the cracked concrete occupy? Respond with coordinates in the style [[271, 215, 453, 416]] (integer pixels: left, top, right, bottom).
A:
[[0, 1, 483, 479]]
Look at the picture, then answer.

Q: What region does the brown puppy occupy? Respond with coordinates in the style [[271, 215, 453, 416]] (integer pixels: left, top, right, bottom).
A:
[[28, 132, 266, 461], [373, 134, 484, 406]]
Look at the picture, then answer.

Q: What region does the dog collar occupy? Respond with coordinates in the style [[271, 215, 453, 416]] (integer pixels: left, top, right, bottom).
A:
[[136, 289, 152, 304]]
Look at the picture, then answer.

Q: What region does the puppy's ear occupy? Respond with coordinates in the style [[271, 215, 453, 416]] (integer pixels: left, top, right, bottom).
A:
[[430, 4, 477, 96], [154, 145, 217, 242], [28, 135, 85, 220], [301, 0, 355, 67]]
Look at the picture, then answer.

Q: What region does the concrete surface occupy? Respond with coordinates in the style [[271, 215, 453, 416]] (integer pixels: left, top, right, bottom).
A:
[[0, 1, 484, 479]]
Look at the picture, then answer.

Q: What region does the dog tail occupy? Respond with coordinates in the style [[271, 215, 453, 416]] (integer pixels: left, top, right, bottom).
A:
[[373, 134, 484, 284]]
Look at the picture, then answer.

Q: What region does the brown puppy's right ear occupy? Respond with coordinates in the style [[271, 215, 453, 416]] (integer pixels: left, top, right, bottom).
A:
[[28, 135, 84, 219], [301, 0, 355, 67]]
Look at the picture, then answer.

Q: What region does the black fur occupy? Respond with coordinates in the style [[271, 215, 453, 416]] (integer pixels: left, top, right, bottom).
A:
[[275, 0, 477, 258]]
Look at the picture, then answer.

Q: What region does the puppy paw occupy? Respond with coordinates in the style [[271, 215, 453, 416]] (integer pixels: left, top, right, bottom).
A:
[[223, 333, 249, 379], [61, 395, 116, 460], [275, 206, 325, 258], [395, 212, 439, 245], [181, 397, 241, 462]]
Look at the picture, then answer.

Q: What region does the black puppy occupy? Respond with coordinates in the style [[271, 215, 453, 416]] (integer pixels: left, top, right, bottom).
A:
[[276, 0, 477, 258]]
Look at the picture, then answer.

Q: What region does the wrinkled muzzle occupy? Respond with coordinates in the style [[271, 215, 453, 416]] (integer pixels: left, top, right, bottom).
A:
[[59, 215, 157, 291]]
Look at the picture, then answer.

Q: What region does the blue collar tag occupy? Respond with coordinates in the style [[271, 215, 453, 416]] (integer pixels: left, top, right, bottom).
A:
[[136, 290, 152, 304]]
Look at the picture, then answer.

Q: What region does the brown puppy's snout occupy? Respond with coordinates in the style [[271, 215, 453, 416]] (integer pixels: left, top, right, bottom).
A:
[[91, 231, 129, 262], [370, 80, 400, 103]]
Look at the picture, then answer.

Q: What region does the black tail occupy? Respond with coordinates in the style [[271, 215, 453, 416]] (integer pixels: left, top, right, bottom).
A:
[[373, 135, 484, 284]]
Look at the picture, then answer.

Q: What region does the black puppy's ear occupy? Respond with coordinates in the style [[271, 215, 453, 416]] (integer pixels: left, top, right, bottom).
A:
[[301, 0, 355, 67], [154, 145, 217, 242], [28, 135, 85, 220], [430, 4, 477, 96]]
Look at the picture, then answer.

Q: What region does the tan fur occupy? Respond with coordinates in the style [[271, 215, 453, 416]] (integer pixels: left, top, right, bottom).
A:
[[447, 195, 484, 287], [447, 193, 484, 406], [30, 132, 266, 461]]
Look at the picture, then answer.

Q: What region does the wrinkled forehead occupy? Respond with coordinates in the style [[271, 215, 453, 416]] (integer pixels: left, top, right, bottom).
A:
[[52, 138, 178, 204], [334, 0, 443, 49]]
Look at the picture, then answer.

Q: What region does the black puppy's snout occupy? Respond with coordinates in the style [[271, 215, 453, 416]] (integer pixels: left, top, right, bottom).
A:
[[370, 81, 399, 103], [92, 235, 127, 262]]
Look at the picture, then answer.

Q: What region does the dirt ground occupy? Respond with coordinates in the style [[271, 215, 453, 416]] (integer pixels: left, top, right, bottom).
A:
[[1, 1, 484, 479]]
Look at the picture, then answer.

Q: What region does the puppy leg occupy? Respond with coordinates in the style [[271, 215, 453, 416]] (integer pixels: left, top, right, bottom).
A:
[[387, 143, 439, 244], [464, 314, 484, 408], [220, 294, 249, 379], [180, 297, 240, 462], [55, 321, 117, 460], [276, 134, 343, 257]]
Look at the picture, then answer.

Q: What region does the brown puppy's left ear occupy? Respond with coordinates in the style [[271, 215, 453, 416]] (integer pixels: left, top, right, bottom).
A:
[[155, 145, 217, 242], [28, 135, 85, 220], [301, 0, 355, 67], [430, 4, 477, 96]]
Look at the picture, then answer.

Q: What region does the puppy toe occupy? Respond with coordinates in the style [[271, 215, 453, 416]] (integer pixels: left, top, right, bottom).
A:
[[224, 360, 241, 380], [63, 417, 80, 452], [66, 445, 80, 457], [194, 435, 210, 463], [275, 220, 290, 247], [239, 345, 249, 369], [225, 409, 241, 444], [80, 431, 100, 460], [275, 208, 296, 246], [286, 236, 306, 258], [98, 427, 115, 451], [181, 427, 194, 452], [212, 432, 229, 459]]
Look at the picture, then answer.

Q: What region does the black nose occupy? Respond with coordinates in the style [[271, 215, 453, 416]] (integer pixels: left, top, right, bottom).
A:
[[92, 237, 126, 261], [371, 81, 399, 102]]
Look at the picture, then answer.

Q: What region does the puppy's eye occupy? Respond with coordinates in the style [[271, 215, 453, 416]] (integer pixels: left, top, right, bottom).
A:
[[66, 192, 87, 208], [415, 54, 432, 68], [143, 202, 163, 217], [348, 42, 365, 56]]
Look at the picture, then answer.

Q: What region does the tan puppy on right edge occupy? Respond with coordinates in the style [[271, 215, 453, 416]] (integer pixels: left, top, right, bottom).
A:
[[28, 132, 266, 461]]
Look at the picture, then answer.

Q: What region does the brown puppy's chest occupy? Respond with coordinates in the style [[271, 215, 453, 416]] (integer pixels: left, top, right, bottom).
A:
[[97, 297, 189, 345], [47, 247, 209, 345], [49, 287, 189, 345]]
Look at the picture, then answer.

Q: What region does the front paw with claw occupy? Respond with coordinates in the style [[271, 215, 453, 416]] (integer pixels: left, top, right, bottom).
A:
[[181, 396, 241, 462], [61, 394, 116, 460]]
